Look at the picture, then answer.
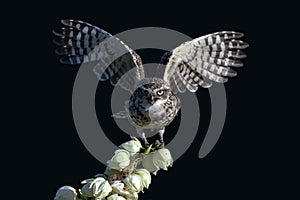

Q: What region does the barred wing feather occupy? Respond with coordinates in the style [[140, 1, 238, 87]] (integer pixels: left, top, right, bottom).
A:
[[53, 19, 144, 93], [161, 31, 249, 93]]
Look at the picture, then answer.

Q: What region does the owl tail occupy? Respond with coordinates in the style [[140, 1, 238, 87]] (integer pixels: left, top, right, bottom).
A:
[[111, 110, 128, 119]]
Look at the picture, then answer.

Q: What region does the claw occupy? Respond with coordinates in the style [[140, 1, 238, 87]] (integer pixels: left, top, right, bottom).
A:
[[155, 140, 165, 149], [142, 139, 150, 148]]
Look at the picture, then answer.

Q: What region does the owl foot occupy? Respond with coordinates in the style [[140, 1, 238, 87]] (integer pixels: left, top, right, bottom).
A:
[[141, 138, 150, 148], [155, 139, 165, 149]]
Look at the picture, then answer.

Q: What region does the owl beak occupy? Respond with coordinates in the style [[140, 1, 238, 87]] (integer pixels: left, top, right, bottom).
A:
[[148, 100, 155, 105], [147, 96, 155, 105]]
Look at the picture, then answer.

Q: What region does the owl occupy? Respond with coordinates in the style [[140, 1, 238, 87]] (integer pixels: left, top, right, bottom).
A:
[[53, 19, 248, 147]]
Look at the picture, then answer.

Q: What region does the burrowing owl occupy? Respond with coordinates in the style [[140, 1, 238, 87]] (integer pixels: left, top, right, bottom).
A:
[[53, 19, 248, 147]]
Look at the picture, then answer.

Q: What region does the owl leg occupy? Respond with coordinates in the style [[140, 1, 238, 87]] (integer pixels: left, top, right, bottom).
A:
[[156, 128, 165, 148], [136, 128, 149, 147]]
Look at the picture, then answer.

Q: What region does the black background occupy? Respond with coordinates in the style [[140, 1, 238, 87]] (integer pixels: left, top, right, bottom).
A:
[[4, 1, 298, 199]]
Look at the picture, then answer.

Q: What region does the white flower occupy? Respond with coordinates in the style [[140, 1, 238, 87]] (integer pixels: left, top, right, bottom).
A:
[[111, 181, 138, 199], [123, 174, 143, 193], [107, 194, 126, 200], [133, 169, 151, 189], [54, 186, 78, 200], [107, 149, 131, 171], [142, 153, 159, 175], [111, 181, 138, 200], [126, 191, 138, 200], [152, 148, 173, 171], [98, 179, 112, 199], [111, 181, 130, 196], [119, 138, 142, 155], [80, 177, 112, 199]]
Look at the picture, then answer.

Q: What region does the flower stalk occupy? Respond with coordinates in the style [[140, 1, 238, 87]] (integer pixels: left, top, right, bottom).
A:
[[54, 137, 173, 200]]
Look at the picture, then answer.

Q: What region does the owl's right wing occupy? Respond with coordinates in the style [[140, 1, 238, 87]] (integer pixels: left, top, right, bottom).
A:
[[53, 19, 144, 93], [160, 31, 248, 93]]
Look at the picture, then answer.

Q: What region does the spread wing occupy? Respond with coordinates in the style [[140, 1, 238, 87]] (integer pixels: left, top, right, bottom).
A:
[[53, 19, 144, 93], [160, 31, 249, 93]]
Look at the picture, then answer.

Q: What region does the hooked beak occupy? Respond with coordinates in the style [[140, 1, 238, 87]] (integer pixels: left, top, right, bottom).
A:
[[147, 95, 155, 105]]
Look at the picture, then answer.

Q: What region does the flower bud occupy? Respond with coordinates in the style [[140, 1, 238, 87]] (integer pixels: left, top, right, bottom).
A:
[[123, 174, 143, 192], [107, 194, 126, 200], [125, 191, 138, 200], [107, 149, 131, 171], [110, 181, 138, 200], [152, 148, 173, 170], [54, 186, 77, 200], [133, 169, 151, 189], [111, 181, 130, 196], [142, 153, 159, 175], [119, 138, 142, 155], [80, 177, 112, 199]]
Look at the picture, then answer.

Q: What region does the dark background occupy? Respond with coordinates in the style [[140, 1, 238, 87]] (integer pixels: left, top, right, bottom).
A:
[[4, 1, 298, 199]]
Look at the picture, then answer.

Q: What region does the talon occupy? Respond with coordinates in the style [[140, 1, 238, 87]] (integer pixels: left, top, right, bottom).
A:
[[130, 135, 136, 140], [155, 139, 161, 146], [143, 140, 150, 148], [155, 140, 164, 149], [159, 142, 165, 149]]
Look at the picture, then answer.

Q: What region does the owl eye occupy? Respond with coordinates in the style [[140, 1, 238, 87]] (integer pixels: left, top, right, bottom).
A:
[[141, 89, 149, 95], [157, 90, 164, 96]]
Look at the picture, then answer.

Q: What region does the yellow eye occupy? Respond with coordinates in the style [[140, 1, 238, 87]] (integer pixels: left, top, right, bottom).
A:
[[157, 90, 164, 96]]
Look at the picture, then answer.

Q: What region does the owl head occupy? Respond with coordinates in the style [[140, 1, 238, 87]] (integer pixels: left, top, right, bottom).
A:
[[134, 81, 171, 105]]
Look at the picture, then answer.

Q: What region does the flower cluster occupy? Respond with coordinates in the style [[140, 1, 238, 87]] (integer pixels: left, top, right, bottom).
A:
[[54, 138, 173, 200]]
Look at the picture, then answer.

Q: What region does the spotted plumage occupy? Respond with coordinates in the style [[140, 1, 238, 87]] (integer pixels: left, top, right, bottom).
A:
[[53, 19, 248, 147], [128, 79, 180, 129]]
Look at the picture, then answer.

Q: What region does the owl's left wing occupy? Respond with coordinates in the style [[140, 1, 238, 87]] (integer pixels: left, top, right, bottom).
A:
[[160, 31, 249, 93], [53, 19, 144, 93]]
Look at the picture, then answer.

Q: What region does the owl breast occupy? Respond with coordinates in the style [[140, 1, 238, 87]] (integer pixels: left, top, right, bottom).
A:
[[128, 92, 180, 130]]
